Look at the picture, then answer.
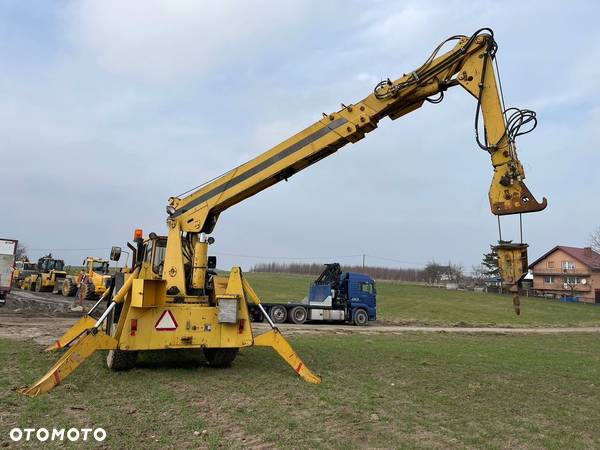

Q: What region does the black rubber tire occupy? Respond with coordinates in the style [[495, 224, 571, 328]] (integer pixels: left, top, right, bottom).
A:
[[81, 282, 97, 301], [353, 309, 369, 326], [203, 348, 238, 368], [289, 306, 307, 324], [62, 279, 77, 297], [269, 305, 287, 324], [106, 348, 138, 371]]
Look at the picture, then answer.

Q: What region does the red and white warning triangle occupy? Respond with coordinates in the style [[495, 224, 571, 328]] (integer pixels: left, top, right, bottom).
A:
[[155, 310, 178, 331]]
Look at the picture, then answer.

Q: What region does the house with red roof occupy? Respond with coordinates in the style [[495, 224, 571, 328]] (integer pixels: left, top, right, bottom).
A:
[[529, 246, 600, 303]]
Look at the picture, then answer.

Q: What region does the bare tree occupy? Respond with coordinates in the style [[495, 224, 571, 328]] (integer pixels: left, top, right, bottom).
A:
[[471, 264, 486, 286], [446, 261, 464, 283], [15, 242, 28, 261], [424, 260, 444, 284], [590, 227, 600, 252]]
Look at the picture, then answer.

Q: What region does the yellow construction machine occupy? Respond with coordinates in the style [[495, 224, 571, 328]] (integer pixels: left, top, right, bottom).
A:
[[62, 257, 111, 300], [23, 28, 546, 396], [21, 254, 67, 293], [13, 259, 37, 289]]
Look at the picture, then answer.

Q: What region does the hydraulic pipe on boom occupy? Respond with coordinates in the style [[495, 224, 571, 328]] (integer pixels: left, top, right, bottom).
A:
[[23, 28, 546, 396]]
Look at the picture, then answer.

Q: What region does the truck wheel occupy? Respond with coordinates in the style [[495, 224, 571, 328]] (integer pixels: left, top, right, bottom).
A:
[[269, 305, 287, 324], [353, 309, 369, 326], [106, 348, 138, 371], [290, 306, 307, 324], [203, 348, 238, 368]]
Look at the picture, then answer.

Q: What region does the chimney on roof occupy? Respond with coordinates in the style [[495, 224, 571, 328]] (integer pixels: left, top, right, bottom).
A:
[[584, 247, 593, 257]]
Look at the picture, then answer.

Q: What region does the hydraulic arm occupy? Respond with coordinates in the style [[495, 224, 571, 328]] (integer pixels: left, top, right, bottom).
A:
[[24, 28, 546, 396], [164, 28, 545, 303]]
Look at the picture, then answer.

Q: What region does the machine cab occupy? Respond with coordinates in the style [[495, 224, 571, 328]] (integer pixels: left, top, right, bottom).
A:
[[344, 272, 377, 320], [142, 234, 167, 278], [38, 257, 65, 272]]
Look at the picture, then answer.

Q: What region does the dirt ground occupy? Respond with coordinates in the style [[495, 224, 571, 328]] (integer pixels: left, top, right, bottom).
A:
[[1, 289, 599, 347]]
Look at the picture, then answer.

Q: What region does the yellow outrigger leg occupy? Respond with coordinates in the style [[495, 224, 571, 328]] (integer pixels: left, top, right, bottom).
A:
[[45, 288, 114, 351], [22, 269, 139, 397], [242, 277, 321, 384], [21, 330, 117, 397]]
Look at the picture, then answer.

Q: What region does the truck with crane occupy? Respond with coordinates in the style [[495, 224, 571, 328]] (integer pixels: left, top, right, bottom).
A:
[[256, 264, 377, 325], [22, 28, 546, 396]]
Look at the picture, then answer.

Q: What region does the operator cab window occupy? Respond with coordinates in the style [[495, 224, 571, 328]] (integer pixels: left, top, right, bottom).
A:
[[361, 282, 374, 294], [145, 242, 153, 263], [152, 239, 167, 275], [93, 261, 109, 274]]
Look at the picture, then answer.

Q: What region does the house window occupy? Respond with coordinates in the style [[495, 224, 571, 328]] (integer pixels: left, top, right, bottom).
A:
[[544, 276, 554, 284], [561, 261, 575, 270], [547, 261, 555, 268], [566, 276, 581, 285]]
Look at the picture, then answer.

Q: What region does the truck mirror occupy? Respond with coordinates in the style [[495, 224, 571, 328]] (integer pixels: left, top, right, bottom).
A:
[[207, 256, 217, 269], [110, 246, 122, 262]]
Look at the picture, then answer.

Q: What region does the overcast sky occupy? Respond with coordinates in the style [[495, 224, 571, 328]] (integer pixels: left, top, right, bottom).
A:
[[1, 0, 599, 271]]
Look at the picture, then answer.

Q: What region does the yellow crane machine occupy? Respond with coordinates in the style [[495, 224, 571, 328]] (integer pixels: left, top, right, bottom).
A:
[[23, 28, 546, 396]]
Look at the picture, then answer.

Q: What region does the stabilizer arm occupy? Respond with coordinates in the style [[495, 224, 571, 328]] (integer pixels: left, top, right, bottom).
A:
[[242, 276, 321, 384], [22, 269, 139, 396]]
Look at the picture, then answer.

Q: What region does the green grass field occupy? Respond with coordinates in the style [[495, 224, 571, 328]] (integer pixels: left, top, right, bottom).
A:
[[245, 272, 600, 327], [3, 334, 600, 449]]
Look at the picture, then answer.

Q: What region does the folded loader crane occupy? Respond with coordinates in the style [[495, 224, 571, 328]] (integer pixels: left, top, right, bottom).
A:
[[23, 28, 546, 396]]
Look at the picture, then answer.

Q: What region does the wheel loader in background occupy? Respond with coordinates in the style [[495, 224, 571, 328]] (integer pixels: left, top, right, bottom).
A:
[[62, 257, 112, 300], [21, 254, 66, 293], [13, 259, 37, 289], [22, 28, 547, 396]]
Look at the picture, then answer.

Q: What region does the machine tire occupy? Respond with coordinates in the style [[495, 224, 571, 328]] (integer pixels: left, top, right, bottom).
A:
[[269, 305, 287, 324], [353, 308, 369, 326], [35, 277, 43, 292], [81, 282, 97, 301], [106, 348, 138, 371], [106, 303, 137, 371], [203, 348, 238, 368], [289, 306, 307, 324], [62, 279, 77, 297]]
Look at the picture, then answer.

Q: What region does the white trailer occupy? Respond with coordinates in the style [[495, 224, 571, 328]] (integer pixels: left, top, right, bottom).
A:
[[0, 239, 17, 304]]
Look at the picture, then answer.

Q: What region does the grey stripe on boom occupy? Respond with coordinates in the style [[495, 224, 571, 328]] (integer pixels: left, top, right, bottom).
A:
[[171, 117, 349, 218]]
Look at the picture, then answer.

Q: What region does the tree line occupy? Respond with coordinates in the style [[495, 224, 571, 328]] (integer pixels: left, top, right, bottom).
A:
[[251, 261, 466, 283]]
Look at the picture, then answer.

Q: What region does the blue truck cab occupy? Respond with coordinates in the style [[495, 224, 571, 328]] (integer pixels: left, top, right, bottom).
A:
[[341, 272, 377, 322]]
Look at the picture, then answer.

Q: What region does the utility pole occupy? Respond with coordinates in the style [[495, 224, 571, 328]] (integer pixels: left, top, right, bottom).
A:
[[362, 254, 365, 269]]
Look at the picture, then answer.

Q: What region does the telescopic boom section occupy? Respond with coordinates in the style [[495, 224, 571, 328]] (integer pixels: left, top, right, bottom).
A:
[[167, 29, 546, 235]]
